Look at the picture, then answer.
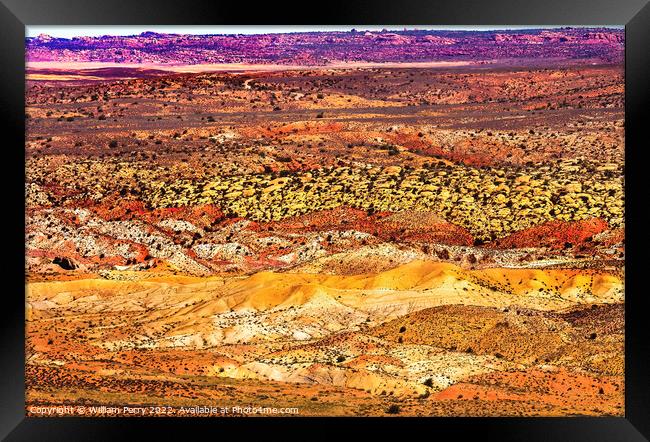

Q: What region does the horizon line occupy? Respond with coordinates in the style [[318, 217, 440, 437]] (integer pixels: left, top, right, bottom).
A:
[[26, 25, 624, 39]]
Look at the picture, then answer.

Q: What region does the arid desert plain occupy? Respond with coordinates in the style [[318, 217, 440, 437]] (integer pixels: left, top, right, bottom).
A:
[[25, 28, 624, 416]]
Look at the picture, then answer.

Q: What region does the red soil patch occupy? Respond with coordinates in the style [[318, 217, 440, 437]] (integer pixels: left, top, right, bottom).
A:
[[81, 195, 225, 228], [260, 206, 474, 246], [434, 368, 624, 415], [488, 218, 609, 249]]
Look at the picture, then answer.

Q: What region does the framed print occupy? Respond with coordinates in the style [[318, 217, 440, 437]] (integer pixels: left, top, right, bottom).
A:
[[1, 0, 649, 439]]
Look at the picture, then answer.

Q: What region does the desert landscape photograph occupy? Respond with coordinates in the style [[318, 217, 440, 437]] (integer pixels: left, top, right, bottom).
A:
[[25, 25, 624, 417]]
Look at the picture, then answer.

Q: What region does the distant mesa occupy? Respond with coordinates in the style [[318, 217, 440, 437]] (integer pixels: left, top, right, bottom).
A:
[[421, 35, 456, 45], [138, 31, 171, 38], [25, 27, 624, 66], [34, 33, 54, 42], [583, 32, 624, 45]]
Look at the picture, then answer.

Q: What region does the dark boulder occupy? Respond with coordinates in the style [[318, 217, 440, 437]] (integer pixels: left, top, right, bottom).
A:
[[53, 257, 77, 270]]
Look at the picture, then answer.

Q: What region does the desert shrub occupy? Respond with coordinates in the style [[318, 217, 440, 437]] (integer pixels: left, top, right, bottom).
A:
[[386, 405, 400, 414]]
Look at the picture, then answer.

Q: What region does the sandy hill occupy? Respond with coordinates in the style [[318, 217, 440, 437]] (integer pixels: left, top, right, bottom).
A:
[[370, 303, 623, 375], [28, 260, 623, 320]]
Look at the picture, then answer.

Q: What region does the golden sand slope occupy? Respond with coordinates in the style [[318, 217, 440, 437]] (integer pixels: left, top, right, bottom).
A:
[[26, 260, 624, 412], [27, 260, 623, 316]]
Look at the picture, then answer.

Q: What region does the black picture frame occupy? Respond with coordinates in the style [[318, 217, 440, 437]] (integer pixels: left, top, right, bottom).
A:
[[2, 0, 649, 439]]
